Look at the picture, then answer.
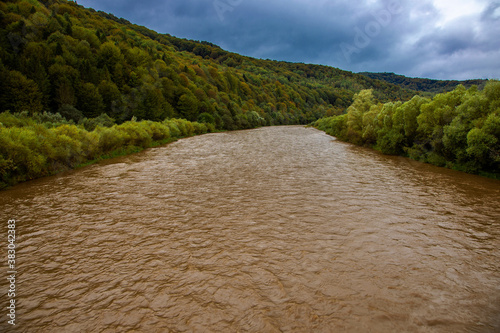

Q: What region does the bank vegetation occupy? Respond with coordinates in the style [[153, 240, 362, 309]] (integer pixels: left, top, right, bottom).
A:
[[314, 82, 500, 177], [0, 111, 212, 189]]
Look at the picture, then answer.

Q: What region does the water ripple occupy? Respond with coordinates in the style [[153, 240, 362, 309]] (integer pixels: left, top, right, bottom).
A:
[[1, 126, 500, 332]]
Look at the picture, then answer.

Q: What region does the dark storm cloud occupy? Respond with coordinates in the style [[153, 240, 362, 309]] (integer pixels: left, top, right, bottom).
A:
[[396, 1, 500, 79], [78, 0, 499, 80]]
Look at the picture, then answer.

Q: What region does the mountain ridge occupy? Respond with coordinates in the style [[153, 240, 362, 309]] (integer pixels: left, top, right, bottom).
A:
[[359, 72, 488, 94], [1, 0, 418, 128]]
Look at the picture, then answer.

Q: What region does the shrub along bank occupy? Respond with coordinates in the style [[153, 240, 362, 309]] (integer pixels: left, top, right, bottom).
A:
[[0, 111, 214, 189], [314, 81, 500, 177]]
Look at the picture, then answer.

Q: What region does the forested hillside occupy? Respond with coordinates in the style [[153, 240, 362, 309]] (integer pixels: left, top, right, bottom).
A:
[[359, 72, 488, 94], [0, 0, 417, 129], [9, 0, 498, 188]]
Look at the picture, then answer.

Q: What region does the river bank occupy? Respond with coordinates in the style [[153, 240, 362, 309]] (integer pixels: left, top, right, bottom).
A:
[[0, 112, 215, 190], [313, 82, 500, 179]]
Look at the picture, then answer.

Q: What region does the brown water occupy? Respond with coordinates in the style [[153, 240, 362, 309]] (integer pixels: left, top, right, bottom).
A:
[[1, 126, 500, 332]]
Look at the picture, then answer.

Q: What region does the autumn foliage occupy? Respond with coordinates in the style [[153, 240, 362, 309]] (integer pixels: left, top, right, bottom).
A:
[[0, 0, 416, 130]]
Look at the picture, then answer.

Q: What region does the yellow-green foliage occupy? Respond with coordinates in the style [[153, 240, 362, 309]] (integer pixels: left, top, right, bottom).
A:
[[315, 82, 500, 176], [0, 113, 210, 189], [0, 0, 418, 130]]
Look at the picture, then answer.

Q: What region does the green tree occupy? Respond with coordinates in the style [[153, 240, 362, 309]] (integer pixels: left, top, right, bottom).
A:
[[417, 86, 466, 138], [0, 70, 43, 115], [76, 82, 104, 118], [346, 89, 374, 145], [442, 88, 487, 163], [392, 95, 428, 145], [136, 84, 167, 121], [98, 80, 121, 115], [197, 112, 215, 125], [58, 104, 83, 122], [176, 93, 198, 121], [98, 41, 123, 69], [484, 81, 500, 111], [466, 128, 498, 171]]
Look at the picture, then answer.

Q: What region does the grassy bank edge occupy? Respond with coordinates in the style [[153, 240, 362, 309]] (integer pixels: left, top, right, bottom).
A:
[[0, 115, 220, 190], [74, 136, 181, 170]]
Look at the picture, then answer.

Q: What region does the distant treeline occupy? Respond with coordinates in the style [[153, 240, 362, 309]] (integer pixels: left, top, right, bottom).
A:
[[0, 111, 213, 189], [359, 72, 488, 94], [0, 0, 416, 132], [314, 82, 500, 177]]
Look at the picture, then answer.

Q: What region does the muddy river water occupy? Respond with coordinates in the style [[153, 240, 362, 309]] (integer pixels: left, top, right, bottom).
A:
[[1, 126, 500, 332]]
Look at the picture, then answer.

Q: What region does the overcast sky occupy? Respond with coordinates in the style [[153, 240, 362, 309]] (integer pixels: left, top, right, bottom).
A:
[[78, 0, 500, 80]]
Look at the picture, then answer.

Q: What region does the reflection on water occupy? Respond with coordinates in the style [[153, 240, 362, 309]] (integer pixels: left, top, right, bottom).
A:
[[1, 126, 500, 332]]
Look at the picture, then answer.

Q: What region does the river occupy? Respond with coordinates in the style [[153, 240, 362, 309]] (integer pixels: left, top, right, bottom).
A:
[[1, 126, 500, 332]]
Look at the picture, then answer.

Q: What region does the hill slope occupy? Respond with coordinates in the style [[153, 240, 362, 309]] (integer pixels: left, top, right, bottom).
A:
[[359, 72, 488, 94], [0, 0, 417, 129]]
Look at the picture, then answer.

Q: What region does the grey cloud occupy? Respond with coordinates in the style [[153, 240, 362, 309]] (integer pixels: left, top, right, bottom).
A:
[[398, 0, 500, 79]]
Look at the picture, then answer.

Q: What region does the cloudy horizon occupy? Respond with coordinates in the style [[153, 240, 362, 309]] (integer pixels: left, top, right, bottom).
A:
[[78, 0, 500, 81]]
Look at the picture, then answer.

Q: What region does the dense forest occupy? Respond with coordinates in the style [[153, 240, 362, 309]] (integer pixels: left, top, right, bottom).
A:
[[359, 72, 488, 94], [314, 83, 500, 177], [1, 0, 497, 188], [0, 0, 416, 128], [0, 0, 423, 188]]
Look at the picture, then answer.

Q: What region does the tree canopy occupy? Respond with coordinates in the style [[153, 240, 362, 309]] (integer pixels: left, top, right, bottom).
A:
[[315, 83, 500, 176], [0, 0, 419, 129]]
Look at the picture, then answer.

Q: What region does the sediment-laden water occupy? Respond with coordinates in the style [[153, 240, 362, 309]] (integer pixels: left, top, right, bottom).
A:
[[1, 126, 500, 332]]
